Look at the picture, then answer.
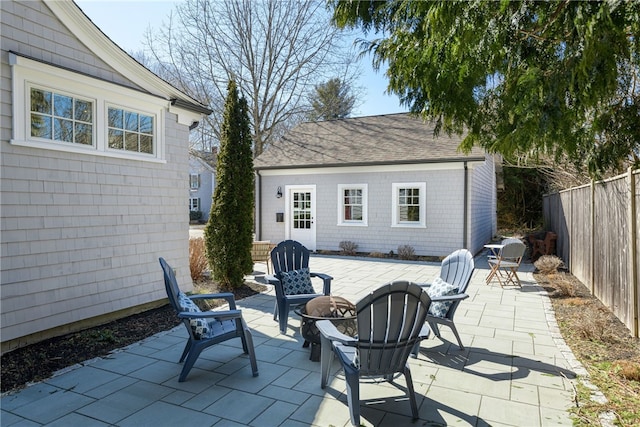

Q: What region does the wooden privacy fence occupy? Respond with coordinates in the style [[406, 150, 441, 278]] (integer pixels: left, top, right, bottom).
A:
[[543, 168, 639, 337]]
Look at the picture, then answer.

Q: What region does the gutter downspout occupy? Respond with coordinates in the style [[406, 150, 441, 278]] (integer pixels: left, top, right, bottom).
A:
[[463, 162, 469, 249], [255, 170, 262, 241]]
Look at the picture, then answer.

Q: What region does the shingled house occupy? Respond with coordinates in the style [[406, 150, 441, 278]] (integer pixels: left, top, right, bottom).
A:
[[254, 113, 498, 256], [189, 150, 217, 222], [1, 0, 210, 351]]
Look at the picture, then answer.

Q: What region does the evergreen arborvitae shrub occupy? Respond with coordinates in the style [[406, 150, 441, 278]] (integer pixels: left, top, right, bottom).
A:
[[204, 80, 254, 290]]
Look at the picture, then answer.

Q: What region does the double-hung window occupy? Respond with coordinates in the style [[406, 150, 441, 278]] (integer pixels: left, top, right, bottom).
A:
[[337, 184, 367, 226], [392, 182, 426, 228], [189, 198, 200, 211]]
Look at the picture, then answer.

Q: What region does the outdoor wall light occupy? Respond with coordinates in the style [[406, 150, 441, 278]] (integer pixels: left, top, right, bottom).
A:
[[276, 186, 283, 198]]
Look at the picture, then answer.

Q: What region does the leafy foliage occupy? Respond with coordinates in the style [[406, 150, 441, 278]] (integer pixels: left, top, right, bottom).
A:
[[307, 77, 356, 121], [497, 166, 546, 229], [330, 0, 640, 177], [204, 81, 255, 290]]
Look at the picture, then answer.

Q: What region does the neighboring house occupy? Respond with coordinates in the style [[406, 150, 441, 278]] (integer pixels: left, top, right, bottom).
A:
[[0, 0, 211, 352], [254, 113, 499, 256], [188, 150, 217, 222]]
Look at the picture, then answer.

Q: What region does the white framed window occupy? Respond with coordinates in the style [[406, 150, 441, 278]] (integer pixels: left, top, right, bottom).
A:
[[189, 198, 200, 211], [392, 182, 426, 228], [337, 184, 368, 226], [107, 107, 154, 154], [10, 53, 165, 162], [30, 87, 94, 146], [190, 174, 201, 190]]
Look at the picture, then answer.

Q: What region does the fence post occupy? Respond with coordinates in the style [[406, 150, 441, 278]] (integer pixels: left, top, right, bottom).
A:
[[629, 167, 638, 337], [590, 180, 595, 296]]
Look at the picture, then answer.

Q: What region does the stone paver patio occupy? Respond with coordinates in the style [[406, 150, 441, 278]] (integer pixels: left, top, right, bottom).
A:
[[1, 255, 584, 426]]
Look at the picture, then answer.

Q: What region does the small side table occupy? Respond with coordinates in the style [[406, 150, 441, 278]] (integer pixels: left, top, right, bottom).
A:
[[294, 296, 356, 361]]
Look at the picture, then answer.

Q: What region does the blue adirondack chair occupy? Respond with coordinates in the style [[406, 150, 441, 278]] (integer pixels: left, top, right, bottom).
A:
[[317, 281, 432, 426], [412, 249, 475, 355], [265, 240, 332, 334], [159, 257, 258, 382]]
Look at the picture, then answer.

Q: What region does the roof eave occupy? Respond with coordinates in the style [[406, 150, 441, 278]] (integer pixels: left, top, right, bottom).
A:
[[254, 157, 486, 171], [46, 0, 211, 117]]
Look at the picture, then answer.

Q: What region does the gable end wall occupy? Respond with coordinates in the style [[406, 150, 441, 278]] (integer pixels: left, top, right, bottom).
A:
[[1, 0, 192, 349]]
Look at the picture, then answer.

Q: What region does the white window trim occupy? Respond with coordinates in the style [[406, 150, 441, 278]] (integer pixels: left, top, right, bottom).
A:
[[9, 53, 166, 163], [391, 182, 427, 228], [337, 184, 368, 226]]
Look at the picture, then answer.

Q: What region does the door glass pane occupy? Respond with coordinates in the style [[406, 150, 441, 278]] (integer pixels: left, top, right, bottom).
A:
[[292, 191, 312, 229]]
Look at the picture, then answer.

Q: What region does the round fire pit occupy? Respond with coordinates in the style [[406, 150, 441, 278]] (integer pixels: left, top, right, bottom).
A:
[[295, 296, 357, 361]]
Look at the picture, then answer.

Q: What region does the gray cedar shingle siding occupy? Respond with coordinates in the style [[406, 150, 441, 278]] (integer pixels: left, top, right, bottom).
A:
[[1, 0, 209, 349], [254, 113, 497, 257], [254, 113, 486, 169]]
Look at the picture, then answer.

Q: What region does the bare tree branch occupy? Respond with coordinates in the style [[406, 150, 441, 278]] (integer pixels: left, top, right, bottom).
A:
[[143, 0, 359, 156]]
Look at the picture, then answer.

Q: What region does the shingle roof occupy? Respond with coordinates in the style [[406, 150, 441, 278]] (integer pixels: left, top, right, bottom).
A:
[[254, 113, 485, 170]]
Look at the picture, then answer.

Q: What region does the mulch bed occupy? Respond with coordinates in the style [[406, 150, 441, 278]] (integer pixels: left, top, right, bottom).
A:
[[1, 282, 264, 394]]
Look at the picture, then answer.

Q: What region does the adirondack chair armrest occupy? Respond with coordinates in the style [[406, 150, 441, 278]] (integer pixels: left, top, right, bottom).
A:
[[419, 324, 431, 340], [264, 274, 280, 285], [285, 294, 320, 305], [316, 319, 357, 346], [310, 272, 332, 294], [188, 292, 237, 310], [311, 272, 332, 280], [178, 309, 242, 321], [429, 293, 469, 303]]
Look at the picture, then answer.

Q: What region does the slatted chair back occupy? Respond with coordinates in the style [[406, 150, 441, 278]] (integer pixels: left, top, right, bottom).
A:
[[270, 240, 310, 278], [439, 249, 475, 295], [160, 257, 182, 313], [267, 240, 332, 334], [355, 281, 431, 376]]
